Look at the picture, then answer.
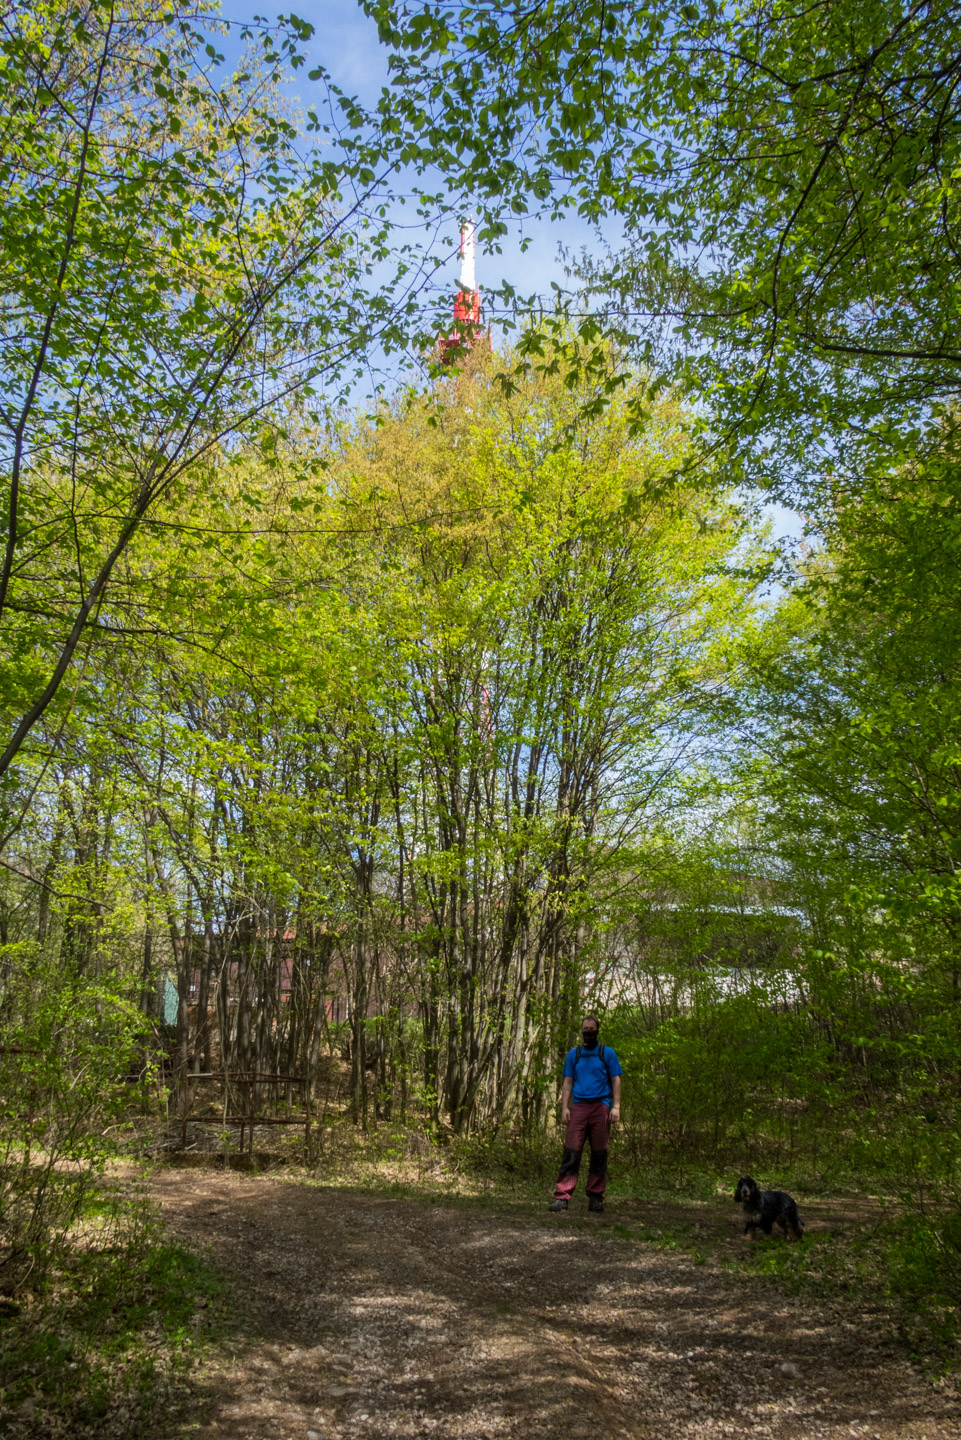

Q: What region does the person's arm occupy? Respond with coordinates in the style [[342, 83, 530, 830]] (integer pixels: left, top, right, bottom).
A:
[[610, 1074, 621, 1124], [561, 1075, 573, 1125]]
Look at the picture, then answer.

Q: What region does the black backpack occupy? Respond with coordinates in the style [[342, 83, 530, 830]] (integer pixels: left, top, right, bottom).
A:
[[573, 1043, 613, 1097]]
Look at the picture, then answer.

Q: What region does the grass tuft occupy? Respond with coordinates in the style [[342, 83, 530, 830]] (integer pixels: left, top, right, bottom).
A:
[[0, 1178, 226, 1438]]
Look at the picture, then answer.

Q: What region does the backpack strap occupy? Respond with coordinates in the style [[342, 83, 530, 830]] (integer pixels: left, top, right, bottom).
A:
[[598, 1044, 613, 1095]]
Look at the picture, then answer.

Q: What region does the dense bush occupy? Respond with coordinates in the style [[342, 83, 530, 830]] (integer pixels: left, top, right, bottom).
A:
[[0, 946, 148, 1292]]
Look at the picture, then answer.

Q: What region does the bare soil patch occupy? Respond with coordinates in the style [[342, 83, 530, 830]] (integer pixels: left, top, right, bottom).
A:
[[152, 1168, 959, 1440]]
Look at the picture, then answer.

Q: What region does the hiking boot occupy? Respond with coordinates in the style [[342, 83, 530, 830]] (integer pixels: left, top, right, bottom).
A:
[[588, 1195, 604, 1213], [548, 1198, 569, 1212]]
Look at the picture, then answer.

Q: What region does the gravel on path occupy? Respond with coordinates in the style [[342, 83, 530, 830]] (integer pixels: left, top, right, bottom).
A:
[[151, 1168, 960, 1440]]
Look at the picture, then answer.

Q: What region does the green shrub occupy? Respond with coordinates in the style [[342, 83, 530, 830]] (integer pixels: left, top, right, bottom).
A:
[[0, 945, 151, 1292]]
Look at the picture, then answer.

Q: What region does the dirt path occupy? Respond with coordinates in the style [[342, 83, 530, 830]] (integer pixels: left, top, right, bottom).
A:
[[152, 1169, 959, 1440]]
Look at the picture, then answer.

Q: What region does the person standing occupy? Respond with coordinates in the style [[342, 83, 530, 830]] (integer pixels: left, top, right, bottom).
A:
[[548, 1014, 623, 1214]]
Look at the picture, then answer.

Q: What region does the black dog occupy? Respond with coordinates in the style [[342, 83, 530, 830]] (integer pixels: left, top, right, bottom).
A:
[[734, 1176, 804, 1240]]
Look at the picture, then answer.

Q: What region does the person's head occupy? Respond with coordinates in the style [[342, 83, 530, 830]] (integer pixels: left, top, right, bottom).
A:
[[581, 1014, 600, 1046]]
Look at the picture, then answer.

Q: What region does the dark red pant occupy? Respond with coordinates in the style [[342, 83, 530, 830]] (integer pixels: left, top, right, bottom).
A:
[[553, 1100, 611, 1199]]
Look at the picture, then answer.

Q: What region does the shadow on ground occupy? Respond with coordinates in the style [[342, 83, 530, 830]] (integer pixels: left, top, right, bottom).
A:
[[150, 1167, 959, 1440]]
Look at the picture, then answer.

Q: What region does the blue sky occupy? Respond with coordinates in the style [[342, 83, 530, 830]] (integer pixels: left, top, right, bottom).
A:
[[221, 1, 611, 315]]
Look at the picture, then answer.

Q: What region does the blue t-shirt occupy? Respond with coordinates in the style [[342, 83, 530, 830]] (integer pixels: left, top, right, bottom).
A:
[[563, 1043, 623, 1105]]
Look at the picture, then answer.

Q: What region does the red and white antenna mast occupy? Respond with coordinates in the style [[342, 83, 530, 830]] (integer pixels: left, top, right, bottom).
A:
[[440, 220, 482, 363], [454, 221, 480, 324]]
